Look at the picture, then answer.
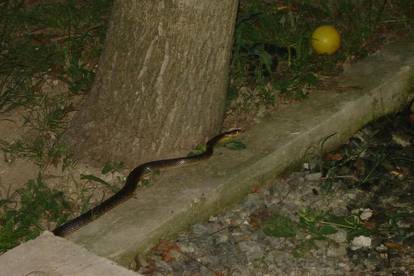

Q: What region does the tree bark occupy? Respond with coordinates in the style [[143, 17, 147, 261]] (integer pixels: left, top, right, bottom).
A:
[[66, 0, 239, 167]]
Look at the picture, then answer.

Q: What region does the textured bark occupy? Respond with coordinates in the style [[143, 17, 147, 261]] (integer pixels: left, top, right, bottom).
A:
[[66, 0, 239, 167]]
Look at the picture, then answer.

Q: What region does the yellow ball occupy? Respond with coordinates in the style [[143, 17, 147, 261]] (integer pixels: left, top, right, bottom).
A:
[[311, 25, 341, 55]]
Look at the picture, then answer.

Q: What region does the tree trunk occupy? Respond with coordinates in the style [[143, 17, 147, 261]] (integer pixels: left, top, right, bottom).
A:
[[66, 0, 239, 167]]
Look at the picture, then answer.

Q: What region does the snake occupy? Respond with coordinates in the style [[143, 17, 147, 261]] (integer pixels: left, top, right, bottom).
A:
[[52, 128, 241, 237]]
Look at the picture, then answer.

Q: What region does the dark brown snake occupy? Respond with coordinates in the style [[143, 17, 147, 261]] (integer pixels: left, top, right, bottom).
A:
[[52, 128, 241, 237]]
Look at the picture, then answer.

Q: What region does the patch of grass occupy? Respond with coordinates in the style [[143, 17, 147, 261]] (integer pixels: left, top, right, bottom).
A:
[[262, 214, 298, 238], [0, 0, 113, 252], [0, 163, 128, 252], [229, 0, 413, 110], [260, 206, 411, 257], [101, 160, 125, 175], [298, 209, 371, 240], [0, 174, 71, 252], [262, 209, 371, 239], [80, 174, 119, 194], [318, 134, 393, 191], [0, 0, 113, 168], [355, 204, 413, 246], [260, 208, 372, 256], [223, 140, 247, 150], [0, 0, 112, 112], [335, 0, 388, 59], [0, 94, 75, 169], [230, 0, 317, 106]]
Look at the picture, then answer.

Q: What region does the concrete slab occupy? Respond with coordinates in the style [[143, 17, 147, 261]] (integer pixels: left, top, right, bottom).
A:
[[0, 231, 141, 275], [61, 41, 414, 267]]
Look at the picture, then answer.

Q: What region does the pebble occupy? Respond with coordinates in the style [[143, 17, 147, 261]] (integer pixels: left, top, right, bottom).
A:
[[329, 230, 348, 243], [238, 240, 264, 262], [351, 235, 372, 250], [304, 172, 322, 181], [359, 208, 373, 220], [139, 170, 362, 275]]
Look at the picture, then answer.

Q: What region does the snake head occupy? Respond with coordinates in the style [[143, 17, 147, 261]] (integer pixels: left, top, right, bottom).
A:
[[218, 128, 242, 144], [225, 127, 242, 137]]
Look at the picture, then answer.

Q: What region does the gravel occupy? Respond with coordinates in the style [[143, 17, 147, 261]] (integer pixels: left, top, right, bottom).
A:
[[136, 112, 414, 275]]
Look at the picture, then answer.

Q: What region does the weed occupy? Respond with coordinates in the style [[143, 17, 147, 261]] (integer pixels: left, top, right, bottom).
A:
[[80, 174, 119, 194], [101, 160, 125, 175], [298, 209, 372, 239], [229, 0, 413, 112], [0, 174, 70, 252], [0, 0, 113, 168], [317, 132, 391, 190], [260, 208, 372, 256], [262, 213, 298, 238], [0, 0, 112, 112], [0, 0, 113, 251], [230, 0, 316, 106], [0, 95, 75, 169]]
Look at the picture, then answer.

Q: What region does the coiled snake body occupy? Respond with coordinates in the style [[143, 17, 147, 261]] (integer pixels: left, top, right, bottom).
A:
[[53, 128, 241, 237]]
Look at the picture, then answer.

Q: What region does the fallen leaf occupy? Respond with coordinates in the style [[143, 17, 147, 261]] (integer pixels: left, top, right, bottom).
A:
[[385, 242, 404, 251], [153, 239, 181, 263], [325, 153, 343, 161], [362, 221, 376, 230], [354, 158, 366, 176]]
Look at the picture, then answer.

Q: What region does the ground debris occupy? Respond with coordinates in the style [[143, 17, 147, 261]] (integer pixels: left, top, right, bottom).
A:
[[138, 111, 414, 275]]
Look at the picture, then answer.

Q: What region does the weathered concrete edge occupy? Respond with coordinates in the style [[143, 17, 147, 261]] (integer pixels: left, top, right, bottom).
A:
[[218, 65, 414, 209], [115, 65, 414, 265], [0, 231, 141, 276]]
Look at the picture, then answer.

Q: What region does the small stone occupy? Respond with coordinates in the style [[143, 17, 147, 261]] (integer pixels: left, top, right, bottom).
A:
[[346, 192, 357, 200], [338, 262, 351, 271], [231, 231, 244, 237], [200, 266, 212, 275], [134, 254, 148, 271], [192, 224, 209, 236], [169, 249, 182, 261], [216, 233, 229, 244], [360, 208, 373, 221], [179, 244, 195, 253], [154, 260, 173, 274], [392, 132, 411, 147], [256, 105, 267, 119], [304, 172, 322, 181], [351, 208, 361, 215], [327, 244, 347, 257], [375, 244, 388, 252], [350, 235, 372, 250], [239, 211, 250, 220], [238, 240, 264, 262], [329, 230, 347, 243]]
